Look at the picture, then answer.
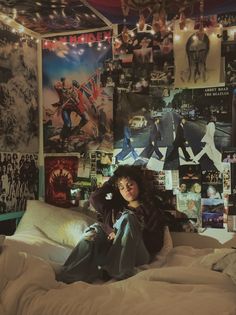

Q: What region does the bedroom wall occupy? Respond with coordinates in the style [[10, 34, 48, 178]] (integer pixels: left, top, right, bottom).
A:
[[0, 10, 236, 245], [0, 20, 40, 216], [39, 14, 236, 246]]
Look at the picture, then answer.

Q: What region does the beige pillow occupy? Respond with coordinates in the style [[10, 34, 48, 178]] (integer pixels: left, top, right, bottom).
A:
[[17, 200, 97, 247]]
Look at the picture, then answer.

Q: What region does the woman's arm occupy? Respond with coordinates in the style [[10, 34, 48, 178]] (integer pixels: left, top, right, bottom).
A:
[[89, 178, 116, 215], [89, 176, 125, 228]]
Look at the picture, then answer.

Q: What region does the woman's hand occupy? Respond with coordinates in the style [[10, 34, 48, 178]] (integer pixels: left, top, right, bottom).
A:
[[83, 227, 97, 241], [107, 231, 116, 241]]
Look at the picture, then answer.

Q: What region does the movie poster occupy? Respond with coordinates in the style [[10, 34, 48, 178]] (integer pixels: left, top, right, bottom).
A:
[[42, 31, 113, 153], [0, 152, 39, 213], [174, 26, 222, 89], [44, 156, 78, 207], [0, 22, 39, 152]]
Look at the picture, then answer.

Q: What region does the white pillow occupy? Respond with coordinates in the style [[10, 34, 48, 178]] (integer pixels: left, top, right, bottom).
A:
[[5, 232, 72, 264], [16, 200, 97, 248]]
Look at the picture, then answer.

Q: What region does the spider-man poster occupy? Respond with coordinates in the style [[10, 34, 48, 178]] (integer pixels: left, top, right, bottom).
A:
[[42, 31, 113, 153], [44, 156, 78, 207]]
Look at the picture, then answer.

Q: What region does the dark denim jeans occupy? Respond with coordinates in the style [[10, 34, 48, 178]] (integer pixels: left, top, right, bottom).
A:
[[57, 210, 150, 283]]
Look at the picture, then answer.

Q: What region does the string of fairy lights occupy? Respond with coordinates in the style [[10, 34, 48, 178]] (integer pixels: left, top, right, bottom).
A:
[[0, 2, 236, 50]]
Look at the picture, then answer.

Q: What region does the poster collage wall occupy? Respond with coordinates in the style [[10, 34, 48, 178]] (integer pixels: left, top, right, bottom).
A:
[[42, 30, 115, 209], [110, 13, 236, 233], [0, 22, 39, 213], [42, 14, 236, 233], [1, 13, 236, 234]]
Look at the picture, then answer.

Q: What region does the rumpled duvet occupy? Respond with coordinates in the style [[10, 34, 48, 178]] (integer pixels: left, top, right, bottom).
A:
[[0, 246, 236, 315], [199, 248, 236, 284]]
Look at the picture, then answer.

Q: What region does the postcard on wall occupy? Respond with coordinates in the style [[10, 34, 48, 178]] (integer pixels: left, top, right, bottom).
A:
[[178, 164, 202, 193], [222, 162, 231, 194], [201, 198, 224, 229], [77, 158, 91, 178], [96, 151, 114, 177], [176, 191, 202, 224], [171, 170, 179, 191], [201, 170, 223, 198], [44, 156, 78, 207], [222, 147, 236, 163]]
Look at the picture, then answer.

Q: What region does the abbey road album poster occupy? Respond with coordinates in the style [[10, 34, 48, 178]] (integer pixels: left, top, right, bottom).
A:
[[113, 86, 232, 173]]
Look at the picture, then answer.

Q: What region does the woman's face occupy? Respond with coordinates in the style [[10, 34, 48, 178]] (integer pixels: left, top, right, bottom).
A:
[[117, 177, 139, 203]]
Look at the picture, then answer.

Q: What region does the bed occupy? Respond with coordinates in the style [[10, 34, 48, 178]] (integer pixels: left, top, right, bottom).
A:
[[1, 200, 236, 315]]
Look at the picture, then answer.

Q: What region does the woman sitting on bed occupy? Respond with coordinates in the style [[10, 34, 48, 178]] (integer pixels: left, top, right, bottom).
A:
[[56, 165, 172, 283]]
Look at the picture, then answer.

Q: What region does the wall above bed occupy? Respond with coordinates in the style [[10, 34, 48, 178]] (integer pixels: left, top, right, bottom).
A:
[[0, 2, 236, 242]]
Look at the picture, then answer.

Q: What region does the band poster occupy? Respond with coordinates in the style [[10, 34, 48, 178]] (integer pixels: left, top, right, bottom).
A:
[[174, 25, 222, 89], [0, 152, 39, 213], [42, 31, 113, 154]]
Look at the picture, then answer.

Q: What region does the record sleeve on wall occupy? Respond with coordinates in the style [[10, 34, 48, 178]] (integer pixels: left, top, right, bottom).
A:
[[44, 156, 78, 207]]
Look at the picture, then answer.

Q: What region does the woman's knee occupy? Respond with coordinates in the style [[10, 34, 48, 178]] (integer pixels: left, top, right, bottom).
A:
[[118, 211, 139, 226], [82, 223, 106, 241], [114, 211, 141, 237], [120, 210, 136, 221]]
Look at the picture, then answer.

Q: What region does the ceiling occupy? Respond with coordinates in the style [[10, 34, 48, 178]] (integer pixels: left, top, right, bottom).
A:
[[0, 0, 110, 35], [0, 0, 235, 35], [88, 0, 236, 24]]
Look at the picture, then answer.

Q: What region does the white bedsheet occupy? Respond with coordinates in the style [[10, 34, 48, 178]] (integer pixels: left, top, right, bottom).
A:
[[0, 245, 235, 315]]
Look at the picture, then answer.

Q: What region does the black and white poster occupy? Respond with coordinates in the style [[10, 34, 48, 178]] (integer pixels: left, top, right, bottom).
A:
[[0, 152, 39, 213], [174, 26, 222, 88], [0, 22, 39, 152]]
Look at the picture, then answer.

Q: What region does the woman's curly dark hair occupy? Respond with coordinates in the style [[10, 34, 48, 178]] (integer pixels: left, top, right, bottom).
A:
[[112, 165, 162, 211]]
